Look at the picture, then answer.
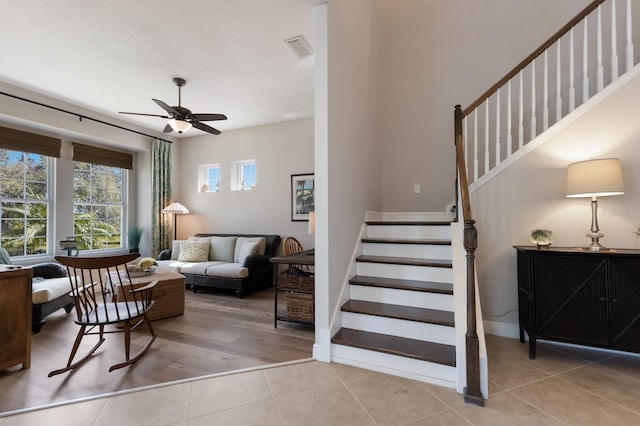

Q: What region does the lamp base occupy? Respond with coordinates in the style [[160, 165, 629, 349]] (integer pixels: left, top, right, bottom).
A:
[[584, 231, 609, 251]]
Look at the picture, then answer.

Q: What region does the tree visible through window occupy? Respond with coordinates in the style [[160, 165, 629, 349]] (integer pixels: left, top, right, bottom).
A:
[[73, 161, 125, 251], [0, 150, 50, 256]]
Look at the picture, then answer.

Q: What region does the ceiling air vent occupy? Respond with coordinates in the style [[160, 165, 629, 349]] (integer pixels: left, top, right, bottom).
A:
[[285, 35, 313, 58]]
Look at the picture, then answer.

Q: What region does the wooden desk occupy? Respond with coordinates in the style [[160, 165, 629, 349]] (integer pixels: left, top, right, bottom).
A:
[[271, 250, 315, 327], [0, 266, 32, 370]]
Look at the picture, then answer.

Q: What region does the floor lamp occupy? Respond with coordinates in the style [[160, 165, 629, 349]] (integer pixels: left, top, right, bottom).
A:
[[162, 201, 190, 240]]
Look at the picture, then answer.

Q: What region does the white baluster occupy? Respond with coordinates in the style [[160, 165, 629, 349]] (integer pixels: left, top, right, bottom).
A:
[[507, 80, 513, 157], [611, 0, 619, 81], [596, 5, 604, 92], [518, 71, 524, 149], [627, 0, 634, 71], [543, 50, 549, 131], [556, 40, 562, 122], [583, 19, 590, 103], [531, 59, 537, 141], [484, 99, 489, 174], [495, 89, 500, 165], [570, 28, 576, 112], [473, 109, 478, 182]]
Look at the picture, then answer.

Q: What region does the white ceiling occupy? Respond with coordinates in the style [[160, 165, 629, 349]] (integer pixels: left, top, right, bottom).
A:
[[0, 0, 316, 137]]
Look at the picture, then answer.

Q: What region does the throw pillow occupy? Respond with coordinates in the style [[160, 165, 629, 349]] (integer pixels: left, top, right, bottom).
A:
[[170, 240, 188, 260], [238, 241, 260, 266], [210, 236, 237, 262], [234, 237, 266, 262], [0, 247, 12, 265], [178, 240, 210, 262]]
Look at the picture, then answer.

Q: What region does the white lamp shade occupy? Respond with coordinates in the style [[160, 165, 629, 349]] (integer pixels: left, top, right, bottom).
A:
[[168, 119, 192, 134], [566, 158, 624, 198], [162, 201, 190, 214]]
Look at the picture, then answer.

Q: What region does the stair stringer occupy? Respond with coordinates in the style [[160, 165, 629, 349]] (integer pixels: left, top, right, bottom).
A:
[[451, 219, 488, 399]]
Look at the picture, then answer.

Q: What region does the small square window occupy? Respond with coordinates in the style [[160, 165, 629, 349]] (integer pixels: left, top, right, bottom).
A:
[[198, 164, 221, 192], [231, 160, 256, 191]]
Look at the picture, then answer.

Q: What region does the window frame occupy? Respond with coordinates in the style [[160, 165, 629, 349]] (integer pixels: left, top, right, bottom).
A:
[[198, 163, 221, 193], [231, 159, 256, 191]]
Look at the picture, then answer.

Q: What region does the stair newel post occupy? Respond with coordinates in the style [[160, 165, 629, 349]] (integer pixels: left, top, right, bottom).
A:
[[463, 219, 483, 405]]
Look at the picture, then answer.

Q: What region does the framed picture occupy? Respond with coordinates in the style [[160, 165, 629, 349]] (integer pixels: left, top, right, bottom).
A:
[[291, 173, 315, 221]]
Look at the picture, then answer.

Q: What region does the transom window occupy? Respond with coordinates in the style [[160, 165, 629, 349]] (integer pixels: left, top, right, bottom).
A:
[[73, 161, 125, 251], [0, 149, 51, 256]]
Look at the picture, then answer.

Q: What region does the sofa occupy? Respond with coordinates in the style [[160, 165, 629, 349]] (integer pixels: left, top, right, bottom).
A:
[[157, 234, 281, 298], [0, 248, 74, 333]]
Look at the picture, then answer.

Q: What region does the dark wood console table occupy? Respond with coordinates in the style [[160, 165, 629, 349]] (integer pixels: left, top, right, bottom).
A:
[[0, 266, 33, 371], [514, 246, 640, 359], [270, 249, 315, 327]]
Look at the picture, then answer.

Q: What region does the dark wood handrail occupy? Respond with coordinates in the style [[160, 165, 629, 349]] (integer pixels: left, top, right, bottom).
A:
[[454, 105, 483, 406], [462, 0, 606, 116]]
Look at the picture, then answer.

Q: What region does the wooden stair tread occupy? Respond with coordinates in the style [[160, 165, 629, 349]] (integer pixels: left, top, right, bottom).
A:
[[349, 275, 453, 294], [341, 300, 454, 326], [332, 328, 456, 367], [366, 221, 450, 226], [356, 255, 452, 268], [361, 238, 451, 245]]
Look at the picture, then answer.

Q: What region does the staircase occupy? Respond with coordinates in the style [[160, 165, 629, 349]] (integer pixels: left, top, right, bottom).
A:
[[331, 219, 460, 387]]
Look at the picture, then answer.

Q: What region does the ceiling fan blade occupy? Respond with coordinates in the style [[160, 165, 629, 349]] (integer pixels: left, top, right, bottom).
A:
[[152, 99, 179, 116], [119, 111, 171, 118], [162, 123, 173, 133], [190, 113, 228, 122], [192, 121, 221, 135]]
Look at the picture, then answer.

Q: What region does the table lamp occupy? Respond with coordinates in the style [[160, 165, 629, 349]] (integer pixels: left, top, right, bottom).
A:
[[566, 158, 624, 251]]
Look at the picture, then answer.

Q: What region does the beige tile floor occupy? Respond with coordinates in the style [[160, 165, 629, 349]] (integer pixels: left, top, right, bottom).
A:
[[2, 335, 640, 425]]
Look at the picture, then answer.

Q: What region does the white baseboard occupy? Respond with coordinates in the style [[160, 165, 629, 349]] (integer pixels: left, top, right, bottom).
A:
[[483, 320, 519, 339]]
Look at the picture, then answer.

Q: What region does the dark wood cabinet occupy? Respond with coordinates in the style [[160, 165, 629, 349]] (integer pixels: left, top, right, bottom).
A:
[[0, 266, 33, 370], [515, 246, 640, 359]]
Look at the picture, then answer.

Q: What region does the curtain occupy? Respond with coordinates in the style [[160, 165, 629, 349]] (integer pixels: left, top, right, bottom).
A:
[[151, 139, 172, 257]]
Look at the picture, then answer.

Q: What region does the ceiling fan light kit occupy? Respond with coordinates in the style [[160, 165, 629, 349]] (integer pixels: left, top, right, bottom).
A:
[[119, 77, 227, 135]]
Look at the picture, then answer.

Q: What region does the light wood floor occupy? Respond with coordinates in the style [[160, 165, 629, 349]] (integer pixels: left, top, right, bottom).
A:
[[0, 287, 314, 415]]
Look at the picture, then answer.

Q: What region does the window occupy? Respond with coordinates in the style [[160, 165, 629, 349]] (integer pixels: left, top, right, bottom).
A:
[[198, 164, 221, 192], [0, 149, 51, 256], [73, 161, 125, 251], [231, 160, 256, 191]]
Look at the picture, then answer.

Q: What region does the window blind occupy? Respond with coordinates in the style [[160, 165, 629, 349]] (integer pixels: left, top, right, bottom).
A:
[[0, 126, 61, 157], [72, 142, 133, 170]]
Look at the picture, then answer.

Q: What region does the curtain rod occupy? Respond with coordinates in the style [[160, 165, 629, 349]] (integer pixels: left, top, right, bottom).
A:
[[0, 90, 173, 144]]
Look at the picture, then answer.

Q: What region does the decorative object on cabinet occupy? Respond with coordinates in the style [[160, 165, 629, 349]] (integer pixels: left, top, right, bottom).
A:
[[530, 229, 552, 247], [291, 173, 314, 221], [514, 246, 640, 359], [565, 158, 624, 251]]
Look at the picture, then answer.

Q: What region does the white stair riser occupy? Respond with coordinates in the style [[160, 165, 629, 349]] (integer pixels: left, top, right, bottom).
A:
[[341, 312, 455, 345], [367, 225, 451, 240], [356, 262, 453, 283], [362, 242, 451, 260], [349, 285, 454, 311], [331, 345, 457, 387]]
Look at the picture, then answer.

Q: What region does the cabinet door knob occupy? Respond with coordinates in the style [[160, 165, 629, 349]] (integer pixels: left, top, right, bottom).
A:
[[599, 296, 606, 302], [611, 298, 619, 304]]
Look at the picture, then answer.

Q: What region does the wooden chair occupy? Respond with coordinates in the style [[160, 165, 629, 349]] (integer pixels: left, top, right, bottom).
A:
[[282, 236, 309, 272], [48, 253, 157, 376]]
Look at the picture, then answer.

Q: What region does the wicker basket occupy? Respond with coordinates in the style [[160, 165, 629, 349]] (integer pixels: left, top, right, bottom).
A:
[[285, 292, 314, 323], [278, 270, 314, 290]]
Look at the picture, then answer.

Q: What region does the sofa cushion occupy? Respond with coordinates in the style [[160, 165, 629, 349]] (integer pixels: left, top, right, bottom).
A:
[[170, 240, 188, 260], [205, 263, 249, 279], [32, 276, 73, 304], [238, 241, 260, 266], [234, 237, 266, 262], [179, 261, 227, 275], [178, 240, 210, 262], [210, 236, 237, 262], [156, 260, 183, 273]]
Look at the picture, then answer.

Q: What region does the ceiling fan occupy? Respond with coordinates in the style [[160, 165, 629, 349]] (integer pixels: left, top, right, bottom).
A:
[[119, 77, 227, 135]]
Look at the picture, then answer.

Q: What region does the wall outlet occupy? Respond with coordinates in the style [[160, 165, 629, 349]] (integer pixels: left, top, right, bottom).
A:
[[414, 184, 420, 194]]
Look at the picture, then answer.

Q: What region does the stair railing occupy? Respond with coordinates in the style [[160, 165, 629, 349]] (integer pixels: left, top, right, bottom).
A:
[[453, 105, 483, 406], [461, 0, 636, 186]]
